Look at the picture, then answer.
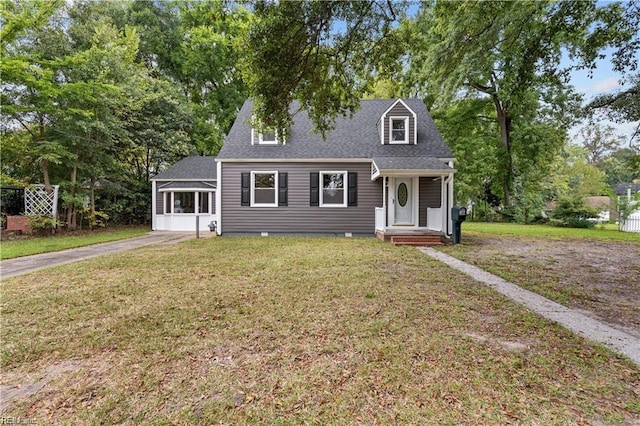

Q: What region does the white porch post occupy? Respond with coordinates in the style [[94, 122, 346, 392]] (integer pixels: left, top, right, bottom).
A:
[[382, 176, 387, 228], [440, 177, 447, 234]]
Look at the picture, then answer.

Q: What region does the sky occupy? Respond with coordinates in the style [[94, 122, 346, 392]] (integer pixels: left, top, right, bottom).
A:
[[568, 50, 638, 146]]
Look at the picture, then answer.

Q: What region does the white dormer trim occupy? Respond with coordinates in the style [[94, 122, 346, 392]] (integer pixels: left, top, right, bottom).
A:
[[251, 127, 285, 145], [379, 99, 418, 145]]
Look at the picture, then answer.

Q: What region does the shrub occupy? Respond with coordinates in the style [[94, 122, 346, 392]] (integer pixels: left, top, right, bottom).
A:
[[27, 215, 63, 236], [550, 196, 599, 228]]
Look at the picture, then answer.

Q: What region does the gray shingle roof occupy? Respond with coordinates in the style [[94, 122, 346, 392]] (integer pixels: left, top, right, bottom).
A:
[[217, 99, 453, 160], [152, 156, 217, 180]]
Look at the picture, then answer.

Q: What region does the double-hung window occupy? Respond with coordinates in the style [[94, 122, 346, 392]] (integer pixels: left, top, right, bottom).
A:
[[320, 171, 347, 207], [251, 171, 278, 206], [390, 117, 409, 143]]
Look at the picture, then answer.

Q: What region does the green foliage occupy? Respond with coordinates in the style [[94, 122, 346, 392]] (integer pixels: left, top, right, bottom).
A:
[[1, 0, 245, 228], [27, 214, 62, 235], [544, 145, 610, 201], [617, 192, 640, 231], [80, 208, 109, 229], [598, 148, 640, 187], [402, 0, 634, 207], [240, 0, 406, 138], [550, 196, 599, 228]]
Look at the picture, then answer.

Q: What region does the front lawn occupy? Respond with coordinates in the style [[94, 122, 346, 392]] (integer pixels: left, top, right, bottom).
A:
[[1, 237, 638, 423], [0, 226, 150, 260], [463, 221, 640, 243]]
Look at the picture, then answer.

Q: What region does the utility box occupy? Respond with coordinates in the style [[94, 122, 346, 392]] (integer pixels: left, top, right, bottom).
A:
[[451, 206, 467, 244]]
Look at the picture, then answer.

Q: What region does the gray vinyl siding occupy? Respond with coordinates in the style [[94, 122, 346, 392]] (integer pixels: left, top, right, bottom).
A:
[[221, 162, 382, 234], [383, 103, 416, 145], [418, 177, 441, 226]]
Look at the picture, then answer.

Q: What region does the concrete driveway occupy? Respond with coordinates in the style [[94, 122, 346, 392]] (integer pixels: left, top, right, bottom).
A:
[[0, 231, 213, 279]]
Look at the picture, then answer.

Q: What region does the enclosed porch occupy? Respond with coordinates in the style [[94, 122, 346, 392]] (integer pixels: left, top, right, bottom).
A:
[[371, 157, 455, 246]]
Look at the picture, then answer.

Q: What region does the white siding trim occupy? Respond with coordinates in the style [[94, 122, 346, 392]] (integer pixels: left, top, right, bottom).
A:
[[152, 180, 157, 230], [216, 160, 222, 234]]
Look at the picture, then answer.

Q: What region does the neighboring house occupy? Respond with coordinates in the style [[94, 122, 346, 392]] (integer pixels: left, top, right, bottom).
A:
[[615, 181, 640, 233], [151, 156, 217, 232], [585, 196, 613, 222], [614, 182, 640, 196], [215, 98, 456, 242]]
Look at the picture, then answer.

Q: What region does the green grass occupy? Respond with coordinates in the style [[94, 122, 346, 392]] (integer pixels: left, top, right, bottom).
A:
[[463, 221, 640, 243], [0, 226, 150, 259], [1, 237, 638, 424]]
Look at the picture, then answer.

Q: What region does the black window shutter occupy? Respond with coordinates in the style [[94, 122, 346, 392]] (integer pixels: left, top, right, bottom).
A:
[[278, 172, 288, 206], [348, 172, 357, 206], [241, 172, 250, 206], [310, 172, 319, 206]]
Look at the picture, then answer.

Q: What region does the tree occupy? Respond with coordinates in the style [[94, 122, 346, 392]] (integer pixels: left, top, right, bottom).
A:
[[126, 0, 251, 154], [239, 0, 406, 137], [401, 1, 634, 207], [578, 123, 626, 165], [598, 147, 640, 188], [544, 145, 609, 200], [586, 74, 640, 145]]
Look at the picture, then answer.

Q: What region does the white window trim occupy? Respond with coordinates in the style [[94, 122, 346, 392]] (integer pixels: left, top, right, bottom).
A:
[[320, 171, 347, 208], [251, 171, 278, 207], [389, 116, 409, 144]]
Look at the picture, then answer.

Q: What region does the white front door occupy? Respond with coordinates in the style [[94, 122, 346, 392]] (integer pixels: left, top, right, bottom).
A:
[[394, 178, 413, 225]]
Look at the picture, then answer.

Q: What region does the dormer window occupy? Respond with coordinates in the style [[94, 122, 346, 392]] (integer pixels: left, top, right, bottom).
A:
[[390, 117, 409, 144], [379, 99, 417, 145], [252, 125, 284, 145], [259, 130, 278, 145]]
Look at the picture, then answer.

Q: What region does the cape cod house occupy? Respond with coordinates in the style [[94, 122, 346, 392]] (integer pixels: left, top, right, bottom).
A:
[[214, 98, 456, 243]]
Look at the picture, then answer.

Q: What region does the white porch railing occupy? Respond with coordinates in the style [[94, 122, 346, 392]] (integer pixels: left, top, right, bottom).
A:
[[375, 207, 385, 231], [427, 207, 442, 232]]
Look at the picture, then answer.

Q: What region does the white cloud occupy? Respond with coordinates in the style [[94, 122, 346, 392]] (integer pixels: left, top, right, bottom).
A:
[[579, 77, 622, 95]]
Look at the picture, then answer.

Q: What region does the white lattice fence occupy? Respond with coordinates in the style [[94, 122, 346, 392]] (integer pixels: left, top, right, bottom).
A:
[[25, 184, 59, 217]]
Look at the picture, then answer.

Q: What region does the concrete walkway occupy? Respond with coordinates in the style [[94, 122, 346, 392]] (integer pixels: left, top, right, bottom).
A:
[[1, 231, 213, 279], [419, 247, 640, 367]]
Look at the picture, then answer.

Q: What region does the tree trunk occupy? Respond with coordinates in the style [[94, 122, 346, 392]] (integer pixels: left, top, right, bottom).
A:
[[493, 94, 513, 207], [40, 158, 52, 194], [66, 164, 78, 231], [89, 177, 96, 230]]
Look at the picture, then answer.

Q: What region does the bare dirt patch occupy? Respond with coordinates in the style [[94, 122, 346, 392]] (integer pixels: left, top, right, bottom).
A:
[[442, 234, 640, 337]]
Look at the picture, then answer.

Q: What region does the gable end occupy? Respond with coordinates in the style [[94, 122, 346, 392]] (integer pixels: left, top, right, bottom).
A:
[[380, 99, 417, 145]]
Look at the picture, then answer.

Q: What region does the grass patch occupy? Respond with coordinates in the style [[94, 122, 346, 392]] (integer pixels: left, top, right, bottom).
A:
[[0, 226, 149, 259], [1, 237, 638, 423], [463, 222, 640, 243]]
